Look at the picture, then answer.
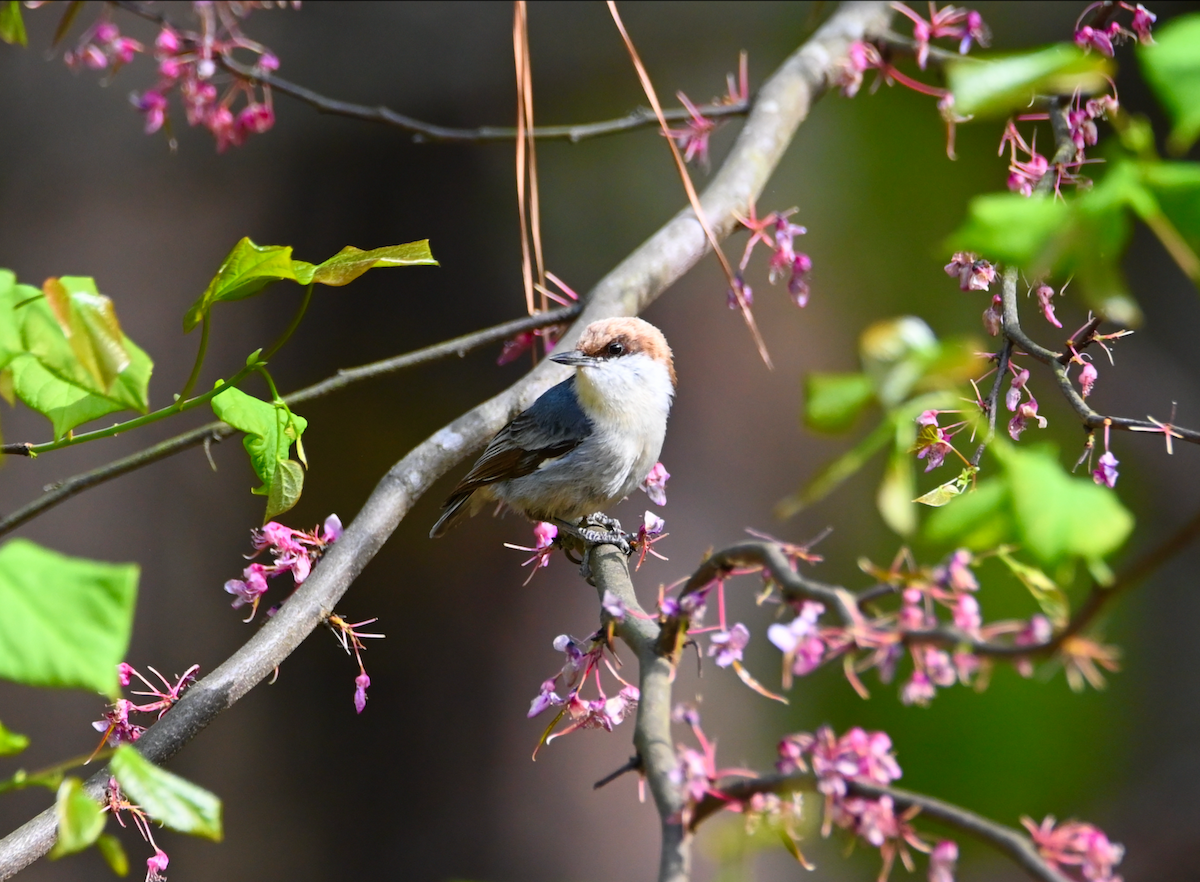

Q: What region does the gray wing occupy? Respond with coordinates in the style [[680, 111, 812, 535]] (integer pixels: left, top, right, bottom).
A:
[[430, 377, 592, 536]]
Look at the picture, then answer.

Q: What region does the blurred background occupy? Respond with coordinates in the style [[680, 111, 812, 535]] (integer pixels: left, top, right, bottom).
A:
[[2, 2, 1199, 879]]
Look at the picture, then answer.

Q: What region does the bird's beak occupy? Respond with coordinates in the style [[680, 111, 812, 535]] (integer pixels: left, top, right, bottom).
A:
[[550, 350, 600, 368]]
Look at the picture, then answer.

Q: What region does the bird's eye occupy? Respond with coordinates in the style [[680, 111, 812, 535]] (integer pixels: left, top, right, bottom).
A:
[[606, 341, 625, 357]]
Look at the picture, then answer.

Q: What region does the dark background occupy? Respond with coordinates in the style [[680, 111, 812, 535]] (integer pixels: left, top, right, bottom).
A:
[[2, 2, 1199, 880]]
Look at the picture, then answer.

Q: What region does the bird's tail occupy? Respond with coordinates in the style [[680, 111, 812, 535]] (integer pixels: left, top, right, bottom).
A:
[[429, 492, 472, 539]]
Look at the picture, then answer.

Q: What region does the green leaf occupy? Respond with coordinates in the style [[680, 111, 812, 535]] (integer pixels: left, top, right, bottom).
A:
[[804, 372, 874, 433], [858, 317, 939, 407], [96, 833, 129, 877], [210, 386, 308, 519], [9, 333, 153, 439], [997, 549, 1069, 627], [947, 44, 1112, 118], [110, 746, 223, 841], [264, 458, 305, 520], [914, 467, 977, 507], [310, 240, 438, 285], [49, 777, 106, 859], [923, 477, 1012, 549], [16, 290, 151, 413], [0, 1, 27, 45], [0, 719, 29, 756], [878, 448, 917, 536], [947, 193, 1071, 271], [10, 355, 124, 441], [1139, 12, 1200, 154], [184, 238, 313, 332], [775, 419, 892, 519], [42, 277, 131, 393], [1140, 160, 1200, 261], [993, 443, 1133, 566], [0, 270, 24, 371], [0, 538, 138, 697], [184, 238, 436, 331]]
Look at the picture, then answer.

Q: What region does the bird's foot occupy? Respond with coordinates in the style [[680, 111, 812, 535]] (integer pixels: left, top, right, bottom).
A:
[[577, 513, 631, 556]]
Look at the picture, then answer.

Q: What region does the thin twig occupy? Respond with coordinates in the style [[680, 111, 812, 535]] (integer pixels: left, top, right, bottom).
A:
[[0, 305, 578, 537], [689, 774, 1071, 882]]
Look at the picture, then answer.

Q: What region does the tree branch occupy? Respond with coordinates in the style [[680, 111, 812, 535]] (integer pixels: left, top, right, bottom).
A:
[[586, 545, 688, 882], [689, 774, 1072, 882], [0, 304, 580, 538], [0, 2, 893, 874], [222, 56, 750, 144]]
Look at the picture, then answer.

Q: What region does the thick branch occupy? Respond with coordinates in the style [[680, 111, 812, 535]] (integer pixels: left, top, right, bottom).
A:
[[690, 774, 1071, 882], [586, 546, 688, 882], [0, 3, 892, 874], [0, 304, 579, 538]]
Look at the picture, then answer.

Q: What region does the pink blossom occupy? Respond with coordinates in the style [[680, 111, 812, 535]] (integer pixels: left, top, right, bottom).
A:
[[353, 672, 370, 714], [117, 662, 135, 687], [952, 593, 982, 634], [640, 462, 670, 505], [983, 294, 1003, 336], [1075, 23, 1117, 56], [901, 671, 936, 706], [708, 623, 750, 668], [1035, 283, 1063, 328], [929, 840, 958, 882], [601, 589, 626, 622], [944, 251, 996, 291], [1006, 368, 1030, 412], [1130, 4, 1156, 43], [134, 90, 169, 134], [1023, 815, 1125, 882], [1079, 361, 1098, 398], [1092, 450, 1119, 488], [146, 848, 169, 882], [154, 27, 180, 54], [1008, 397, 1047, 440], [837, 40, 881, 97], [528, 678, 564, 718], [224, 563, 270, 617]]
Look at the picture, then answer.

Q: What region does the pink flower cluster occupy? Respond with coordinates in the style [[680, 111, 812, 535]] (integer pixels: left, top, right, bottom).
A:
[[223, 514, 342, 620], [103, 777, 173, 882], [135, 11, 279, 151], [893, 2, 990, 69], [665, 52, 748, 171], [775, 726, 951, 880], [734, 203, 814, 308], [63, 19, 143, 72], [1024, 815, 1125, 882], [1075, 2, 1155, 55], [93, 662, 200, 748], [760, 548, 1065, 705], [528, 632, 639, 747], [944, 251, 996, 292]]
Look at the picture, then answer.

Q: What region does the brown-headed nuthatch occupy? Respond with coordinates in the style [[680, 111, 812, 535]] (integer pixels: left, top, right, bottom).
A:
[[430, 317, 675, 548]]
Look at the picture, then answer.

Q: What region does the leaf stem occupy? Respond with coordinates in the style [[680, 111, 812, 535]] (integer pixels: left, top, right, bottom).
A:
[[175, 313, 211, 406]]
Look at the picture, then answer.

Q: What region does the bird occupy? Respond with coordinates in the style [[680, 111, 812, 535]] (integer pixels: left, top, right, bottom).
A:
[[430, 316, 675, 547]]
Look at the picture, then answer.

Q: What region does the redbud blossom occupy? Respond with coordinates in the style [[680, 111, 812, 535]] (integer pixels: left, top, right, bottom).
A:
[[1093, 450, 1119, 488], [1035, 283, 1062, 328], [944, 252, 996, 291], [640, 462, 670, 505], [353, 672, 370, 714], [1023, 815, 1125, 882], [901, 671, 936, 706], [982, 294, 1003, 336], [708, 623, 750, 668], [146, 849, 169, 882], [1079, 361, 1098, 398], [1130, 3, 1156, 43], [1075, 23, 1118, 56], [601, 590, 626, 622], [1008, 397, 1047, 440], [768, 601, 826, 678], [929, 840, 958, 882]]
